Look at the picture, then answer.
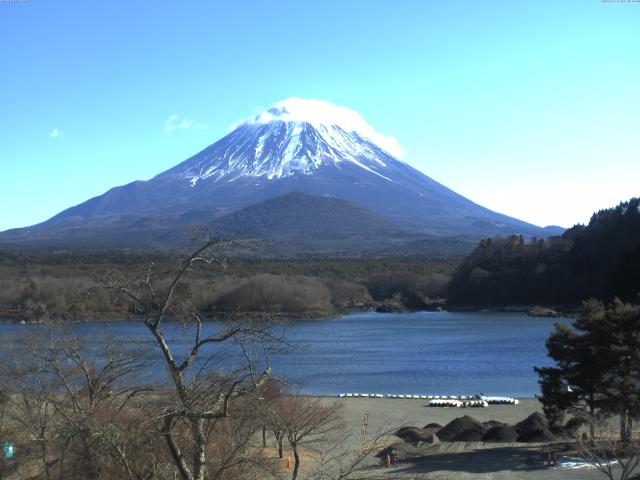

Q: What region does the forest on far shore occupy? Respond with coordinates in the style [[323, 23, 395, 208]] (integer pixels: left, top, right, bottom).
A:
[[0, 253, 454, 322], [2, 197, 638, 322], [447, 198, 640, 308]]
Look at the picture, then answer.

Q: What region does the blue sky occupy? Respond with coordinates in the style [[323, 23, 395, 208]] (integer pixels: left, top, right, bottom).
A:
[[1, 0, 639, 231]]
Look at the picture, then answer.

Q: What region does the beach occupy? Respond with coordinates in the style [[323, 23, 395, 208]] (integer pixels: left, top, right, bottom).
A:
[[335, 397, 544, 430], [305, 397, 615, 480]]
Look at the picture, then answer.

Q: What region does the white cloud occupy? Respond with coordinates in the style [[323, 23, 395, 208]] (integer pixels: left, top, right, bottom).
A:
[[235, 98, 406, 159], [49, 128, 63, 139], [164, 114, 207, 135]]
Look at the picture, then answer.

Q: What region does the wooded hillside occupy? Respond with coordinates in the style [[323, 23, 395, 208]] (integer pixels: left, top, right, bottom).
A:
[[447, 198, 640, 307]]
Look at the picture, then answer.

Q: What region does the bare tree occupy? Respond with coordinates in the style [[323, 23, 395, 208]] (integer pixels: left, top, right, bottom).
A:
[[256, 378, 285, 450], [278, 396, 342, 480], [1, 350, 59, 480], [0, 388, 11, 480], [306, 426, 395, 480], [0, 328, 155, 480], [264, 394, 289, 460], [1, 239, 391, 480], [576, 415, 640, 480], [106, 238, 277, 480]]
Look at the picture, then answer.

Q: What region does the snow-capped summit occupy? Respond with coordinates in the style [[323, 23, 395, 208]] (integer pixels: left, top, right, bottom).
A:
[[6, 98, 561, 250], [164, 98, 405, 186], [245, 98, 404, 158]]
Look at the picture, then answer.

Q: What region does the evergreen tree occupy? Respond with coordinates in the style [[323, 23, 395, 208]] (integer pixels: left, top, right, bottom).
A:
[[536, 299, 640, 441], [448, 197, 640, 307], [598, 299, 640, 442]]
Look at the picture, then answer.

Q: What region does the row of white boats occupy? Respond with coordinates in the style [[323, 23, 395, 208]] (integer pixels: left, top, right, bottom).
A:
[[429, 399, 489, 408], [337, 393, 519, 407]]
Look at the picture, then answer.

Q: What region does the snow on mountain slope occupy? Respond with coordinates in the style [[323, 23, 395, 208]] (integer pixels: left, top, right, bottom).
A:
[[2, 98, 562, 247], [162, 98, 404, 186], [245, 98, 404, 158]]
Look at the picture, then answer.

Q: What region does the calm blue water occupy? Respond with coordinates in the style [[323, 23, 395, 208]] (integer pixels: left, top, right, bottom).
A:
[[0, 311, 567, 397]]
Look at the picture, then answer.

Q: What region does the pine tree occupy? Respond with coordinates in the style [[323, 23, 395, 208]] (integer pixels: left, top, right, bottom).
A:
[[598, 299, 640, 442], [536, 299, 640, 441]]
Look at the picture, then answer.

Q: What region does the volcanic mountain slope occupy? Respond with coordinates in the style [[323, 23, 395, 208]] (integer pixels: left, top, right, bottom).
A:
[[204, 192, 426, 256], [213, 192, 405, 239], [0, 98, 562, 252], [206, 192, 479, 257]]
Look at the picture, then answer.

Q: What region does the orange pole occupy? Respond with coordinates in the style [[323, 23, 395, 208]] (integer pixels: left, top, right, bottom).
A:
[[287, 457, 292, 469], [386, 454, 391, 466]]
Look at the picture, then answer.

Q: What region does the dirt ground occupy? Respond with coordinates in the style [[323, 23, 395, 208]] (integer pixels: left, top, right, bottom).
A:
[[306, 397, 619, 480]]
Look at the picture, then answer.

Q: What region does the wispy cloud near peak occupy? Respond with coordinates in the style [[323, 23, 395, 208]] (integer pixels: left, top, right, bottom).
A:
[[164, 115, 207, 135], [49, 128, 63, 139]]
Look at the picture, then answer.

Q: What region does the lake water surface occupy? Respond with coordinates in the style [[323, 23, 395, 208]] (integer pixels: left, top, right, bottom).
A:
[[0, 311, 567, 398]]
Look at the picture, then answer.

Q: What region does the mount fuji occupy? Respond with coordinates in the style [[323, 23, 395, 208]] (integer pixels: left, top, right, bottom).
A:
[[0, 98, 562, 254]]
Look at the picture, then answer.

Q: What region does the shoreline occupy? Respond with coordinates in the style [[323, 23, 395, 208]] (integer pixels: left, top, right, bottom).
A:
[[0, 304, 577, 324], [322, 397, 606, 479], [0, 305, 376, 324], [449, 305, 579, 317], [309, 394, 539, 400]]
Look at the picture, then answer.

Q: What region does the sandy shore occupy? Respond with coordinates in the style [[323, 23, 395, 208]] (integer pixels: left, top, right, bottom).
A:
[[306, 397, 616, 480], [332, 397, 544, 431]]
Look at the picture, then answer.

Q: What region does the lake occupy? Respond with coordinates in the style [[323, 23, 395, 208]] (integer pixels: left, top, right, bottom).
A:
[[0, 311, 567, 398]]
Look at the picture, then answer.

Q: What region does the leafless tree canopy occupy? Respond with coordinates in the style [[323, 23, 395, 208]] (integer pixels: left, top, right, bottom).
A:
[[576, 415, 640, 480], [0, 239, 394, 480]]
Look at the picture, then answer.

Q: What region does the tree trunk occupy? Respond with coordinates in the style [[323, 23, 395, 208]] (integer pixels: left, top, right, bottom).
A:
[[58, 445, 65, 480], [192, 419, 207, 480], [621, 411, 633, 444], [620, 412, 628, 443], [589, 391, 595, 439], [39, 425, 51, 480], [80, 433, 100, 480], [262, 425, 267, 448], [275, 432, 284, 458], [292, 444, 300, 480], [163, 417, 194, 480]]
